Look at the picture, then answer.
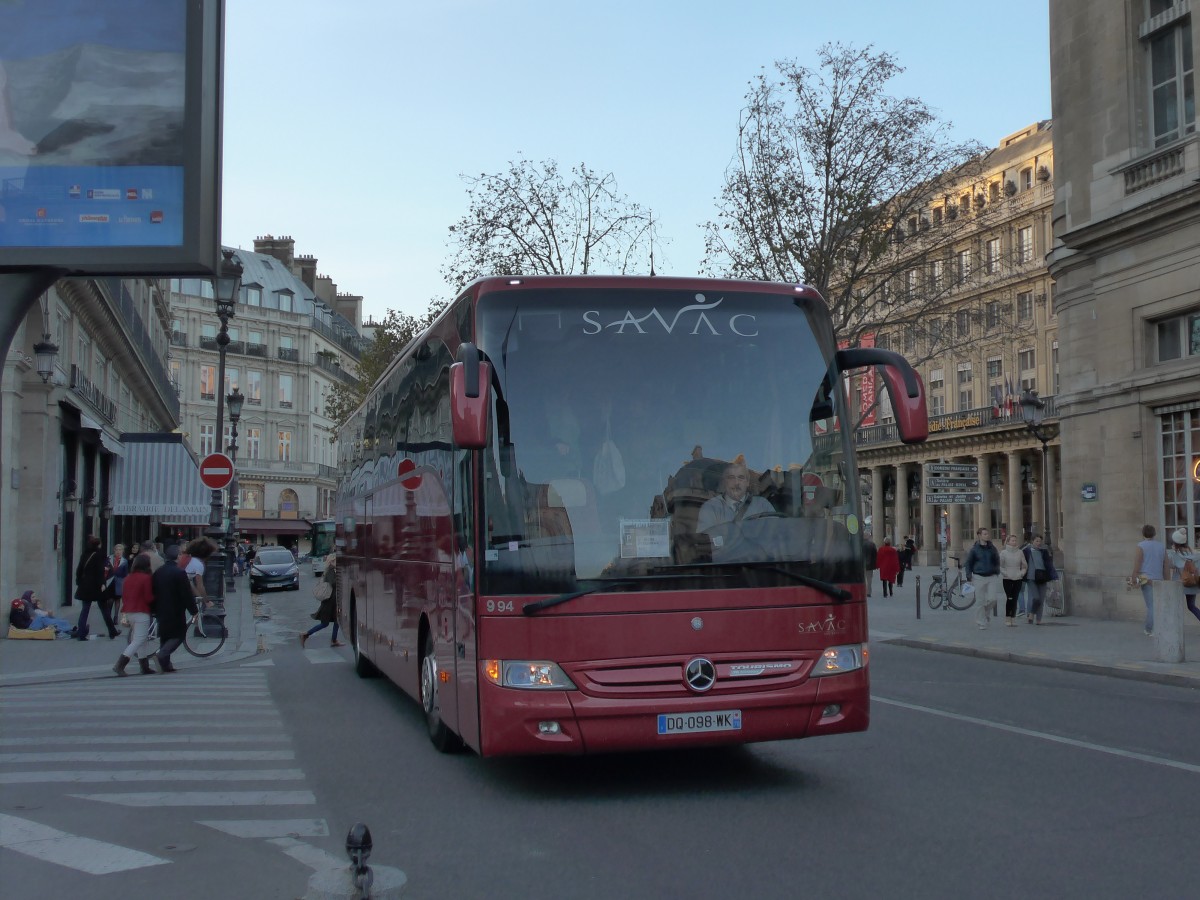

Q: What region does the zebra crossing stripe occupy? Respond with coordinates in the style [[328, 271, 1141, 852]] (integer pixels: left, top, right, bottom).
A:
[[0, 734, 286, 746], [0, 813, 170, 874], [198, 818, 329, 838], [71, 790, 316, 807], [268, 835, 346, 871], [0, 749, 294, 763], [4, 768, 303, 784]]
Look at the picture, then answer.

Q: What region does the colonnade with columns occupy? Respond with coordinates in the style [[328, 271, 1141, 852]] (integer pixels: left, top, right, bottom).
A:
[[863, 444, 1060, 565]]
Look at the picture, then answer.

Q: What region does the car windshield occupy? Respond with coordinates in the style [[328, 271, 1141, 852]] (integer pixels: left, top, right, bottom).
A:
[[256, 549, 295, 566], [476, 286, 861, 595]]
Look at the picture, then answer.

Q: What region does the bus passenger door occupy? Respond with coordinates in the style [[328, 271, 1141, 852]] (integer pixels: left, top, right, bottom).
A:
[[452, 452, 480, 750]]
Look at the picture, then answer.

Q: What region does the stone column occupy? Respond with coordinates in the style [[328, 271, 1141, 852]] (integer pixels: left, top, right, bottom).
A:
[[895, 462, 911, 546], [871, 466, 885, 543], [975, 454, 988, 537], [1007, 450, 1023, 540], [920, 479, 936, 566], [1046, 444, 1059, 551]]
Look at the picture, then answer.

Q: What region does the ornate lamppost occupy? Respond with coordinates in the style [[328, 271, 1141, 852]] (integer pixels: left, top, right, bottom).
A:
[[205, 250, 243, 600], [224, 387, 244, 590], [1019, 388, 1052, 550]]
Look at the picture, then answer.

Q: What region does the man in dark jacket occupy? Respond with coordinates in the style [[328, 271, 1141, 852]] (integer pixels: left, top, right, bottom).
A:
[[964, 527, 1002, 630], [862, 531, 879, 597], [150, 544, 197, 672], [74, 534, 119, 640]]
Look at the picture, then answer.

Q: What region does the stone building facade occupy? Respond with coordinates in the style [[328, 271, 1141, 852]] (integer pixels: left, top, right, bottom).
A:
[[853, 123, 1061, 567], [1048, 0, 1200, 618]]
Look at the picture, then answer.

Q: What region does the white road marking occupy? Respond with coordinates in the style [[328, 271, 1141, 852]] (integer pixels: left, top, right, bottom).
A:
[[0, 813, 170, 874], [199, 819, 330, 838], [303, 648, 344, 664], [72, 790, 316, 807], [240, 658, 276, 667], [2, 708, 281, 719], [268, 836, 346, 871], [0, 734, 286, 746], [0, 698, 275, 709], [875, 695, 1200, 774], [3, 768, 303, 784], [0, 749, 294, 763]]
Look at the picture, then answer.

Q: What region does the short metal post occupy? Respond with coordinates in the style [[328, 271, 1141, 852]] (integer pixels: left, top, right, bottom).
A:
[[915, 575, 921, 620]]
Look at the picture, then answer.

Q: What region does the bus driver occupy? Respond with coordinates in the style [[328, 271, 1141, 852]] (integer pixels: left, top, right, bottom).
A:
[[696, 460, 774, 534]]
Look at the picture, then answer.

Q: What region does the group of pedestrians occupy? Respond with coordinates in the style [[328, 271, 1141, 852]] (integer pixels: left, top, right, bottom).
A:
[[963, 527, 1058, 629], [1131, 524, 1200, 637]]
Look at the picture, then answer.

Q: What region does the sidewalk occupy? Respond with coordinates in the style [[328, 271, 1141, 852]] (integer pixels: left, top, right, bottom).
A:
[[0, 576, 259, 686], [869, 564, 1200, 688]]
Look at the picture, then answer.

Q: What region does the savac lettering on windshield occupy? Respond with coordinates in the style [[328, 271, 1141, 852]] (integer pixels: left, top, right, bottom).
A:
[[581, 294, 758, 336]]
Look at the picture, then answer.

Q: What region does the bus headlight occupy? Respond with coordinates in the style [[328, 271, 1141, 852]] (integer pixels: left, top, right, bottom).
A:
[[484, 660, 576, 689], [810, 644, 868, 676]]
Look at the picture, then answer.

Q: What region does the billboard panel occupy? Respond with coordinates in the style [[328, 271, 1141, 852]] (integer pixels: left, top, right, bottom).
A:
[[0, 0, 222, 275]]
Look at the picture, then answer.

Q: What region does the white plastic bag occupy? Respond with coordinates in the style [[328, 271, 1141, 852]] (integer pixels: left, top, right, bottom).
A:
[[592, 413, 625, 495]]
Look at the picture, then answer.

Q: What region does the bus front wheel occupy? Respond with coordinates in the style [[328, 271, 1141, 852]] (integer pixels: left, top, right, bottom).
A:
[[420, 628, 462, 753]]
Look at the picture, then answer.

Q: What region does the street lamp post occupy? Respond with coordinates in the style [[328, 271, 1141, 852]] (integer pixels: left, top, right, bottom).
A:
[[224, 387, 244, 590], [206, 250, 243, 601], [1019, 389, 1052, 550]]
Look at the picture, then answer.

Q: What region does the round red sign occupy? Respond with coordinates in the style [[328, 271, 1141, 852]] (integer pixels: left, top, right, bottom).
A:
[[199, 452, 235, 490], [397, 458, 422, 490]]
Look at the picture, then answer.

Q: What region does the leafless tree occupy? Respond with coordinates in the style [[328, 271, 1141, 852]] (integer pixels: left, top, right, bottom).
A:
[[441, 158, 660, 294]]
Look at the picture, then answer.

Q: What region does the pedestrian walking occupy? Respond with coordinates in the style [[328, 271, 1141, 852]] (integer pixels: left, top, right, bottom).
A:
[[1167, 527, 1200, 624], [862, 531, 878, 598], [1022, 534, 1057, 625], [896, 536, 915, 587], [105, 543, 129, 624], [113, 554, 156, 676], [301, 554, 344, 648], [138, 539, 165, 573], [183, 537, 217, 597], [877, 537, 900, 597], [964, 527, 1002, 630], [74, 535, 119, 640], [999, 534, 1028, 626], [149, 544, 197, 673], [1129, 524, 1169, 636]]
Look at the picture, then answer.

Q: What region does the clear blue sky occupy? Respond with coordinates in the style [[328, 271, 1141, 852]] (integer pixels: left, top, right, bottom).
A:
[[222, 0, 1050, 322]]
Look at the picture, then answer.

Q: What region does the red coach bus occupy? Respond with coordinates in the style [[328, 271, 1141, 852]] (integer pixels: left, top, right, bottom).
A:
[[334, 276, 927, 756]]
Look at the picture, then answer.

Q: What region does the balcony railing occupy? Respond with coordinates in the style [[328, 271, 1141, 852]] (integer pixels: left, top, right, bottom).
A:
[[170, 330, 188, 347], [199, 336, 218, 351], [855, 395, 1058, 449], [245, 342, 267, 358], [278, 347, 299, 362]]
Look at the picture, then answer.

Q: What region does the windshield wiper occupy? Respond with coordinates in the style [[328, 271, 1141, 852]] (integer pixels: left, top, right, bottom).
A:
[[652, 562, 852, 603], [521, 575, 685, 615]]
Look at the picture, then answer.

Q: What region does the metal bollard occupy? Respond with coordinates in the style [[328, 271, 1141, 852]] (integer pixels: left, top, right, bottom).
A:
[[303, 821, 407, 898], [346, 823, 374, 898], [915, 575, 921, 620]]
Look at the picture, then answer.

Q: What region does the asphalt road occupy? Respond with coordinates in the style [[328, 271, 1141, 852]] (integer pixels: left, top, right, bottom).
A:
[[4, 572, 1199, 898]]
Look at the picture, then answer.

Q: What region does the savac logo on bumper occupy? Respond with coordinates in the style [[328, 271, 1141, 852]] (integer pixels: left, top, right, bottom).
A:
[[581, 294, 758, 336]]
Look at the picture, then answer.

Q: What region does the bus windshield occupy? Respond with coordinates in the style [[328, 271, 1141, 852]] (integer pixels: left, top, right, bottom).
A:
[[477, 286, 860, 595]]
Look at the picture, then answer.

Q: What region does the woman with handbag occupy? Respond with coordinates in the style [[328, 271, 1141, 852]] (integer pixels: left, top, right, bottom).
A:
[[1167, 528, 1200, 624], [300, 554, 343, 648], [1021, 533, 1057, 625], [74, 535, 120, 640]]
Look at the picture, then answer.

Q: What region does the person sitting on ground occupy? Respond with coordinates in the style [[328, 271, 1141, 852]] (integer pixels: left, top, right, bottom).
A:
[[10, 591, 74, 635], [696, 460, 774, 534]]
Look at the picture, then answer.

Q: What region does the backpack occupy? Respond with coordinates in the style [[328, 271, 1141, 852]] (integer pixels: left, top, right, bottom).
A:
[[1183, 558, 1200, 589], [9, 599, 31, 630]]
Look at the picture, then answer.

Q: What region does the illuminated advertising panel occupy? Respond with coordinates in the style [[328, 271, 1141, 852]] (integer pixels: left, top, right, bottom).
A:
[[0, 0, 222, 275]]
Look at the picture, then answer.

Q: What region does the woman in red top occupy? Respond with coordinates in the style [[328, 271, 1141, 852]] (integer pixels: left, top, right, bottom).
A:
[[114, 554, 156, 676], [876, 537, 901, 598]]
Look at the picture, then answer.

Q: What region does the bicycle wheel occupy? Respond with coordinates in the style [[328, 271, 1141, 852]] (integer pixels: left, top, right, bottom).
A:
[[183, 614, 226, 658], [947, 579, 975, 611], [927, 582, 945, 610]]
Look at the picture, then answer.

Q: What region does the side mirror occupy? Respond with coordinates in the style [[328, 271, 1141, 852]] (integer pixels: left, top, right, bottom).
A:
[[834, 347, 928, 445], [450, 343, 491, 449]]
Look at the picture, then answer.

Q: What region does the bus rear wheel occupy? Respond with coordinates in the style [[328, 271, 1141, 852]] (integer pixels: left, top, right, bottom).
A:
[[420, 629, 462, 753]]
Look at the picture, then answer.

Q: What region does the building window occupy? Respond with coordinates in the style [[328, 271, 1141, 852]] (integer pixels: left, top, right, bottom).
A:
[[201, 323, 216, 340], [279, 373, 293, 408], [959, 194, 971, 217], [1053, 340, 1060, 394], [1156, 310, 1200, 361], [1018, 226, 1034, 264], [958, 389, 974, 411], [956, 249, 971, 284], [247, 370, 263, 404], [930, 318, 945, 346], [199, 424, 215, 457], [930, 259, 945, 291], [246, 427, 261, 461], [989, 181, 1001, 203], [956, 310, 971, 338], [1020, 167, 1033, 191], [957, 363, 973, 385], [199, 364, 215, 400], [904, 326, 916, 354], [1019, 347, 1036, 372], [985, 238, 1001, 275], [986, 300, 1002, 329], [1157, 409, 1200, 535], [1017, 291, 1034, 322], [1147, 7, 1196, 147], [277, 290, 294, 313], [932, 207, 943, 226], [245, 285, 262, 307], [987, 357, 1003, 379], [905, 269, 918, 298], [930, 394, 945, 416], [169, 359, 181, 394], [278, 430, 292, 462], [224, 366, 238, 396], [928, 369, 945, 391]]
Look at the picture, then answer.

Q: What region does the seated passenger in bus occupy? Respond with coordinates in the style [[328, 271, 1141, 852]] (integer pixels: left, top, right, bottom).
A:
[[696, 461, 774, 534]]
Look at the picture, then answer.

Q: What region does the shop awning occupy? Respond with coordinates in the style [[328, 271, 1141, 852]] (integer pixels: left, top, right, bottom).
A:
[[110, 434, 212, 524], [237, 519, 312, 535]]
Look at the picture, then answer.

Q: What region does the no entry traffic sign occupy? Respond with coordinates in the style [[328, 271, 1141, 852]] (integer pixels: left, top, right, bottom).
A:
[[199, 452, 235, 490]]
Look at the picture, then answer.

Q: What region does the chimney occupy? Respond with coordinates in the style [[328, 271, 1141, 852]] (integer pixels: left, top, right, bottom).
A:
[[253, 234, 296, 269]]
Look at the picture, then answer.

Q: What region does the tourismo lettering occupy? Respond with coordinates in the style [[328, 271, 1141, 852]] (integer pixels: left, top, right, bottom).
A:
[[581, 294, 758, 336]]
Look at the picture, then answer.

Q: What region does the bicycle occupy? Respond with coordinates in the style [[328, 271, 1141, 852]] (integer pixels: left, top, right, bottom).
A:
[[142, 598, 228, 659], [928, 555, 975, 610]]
